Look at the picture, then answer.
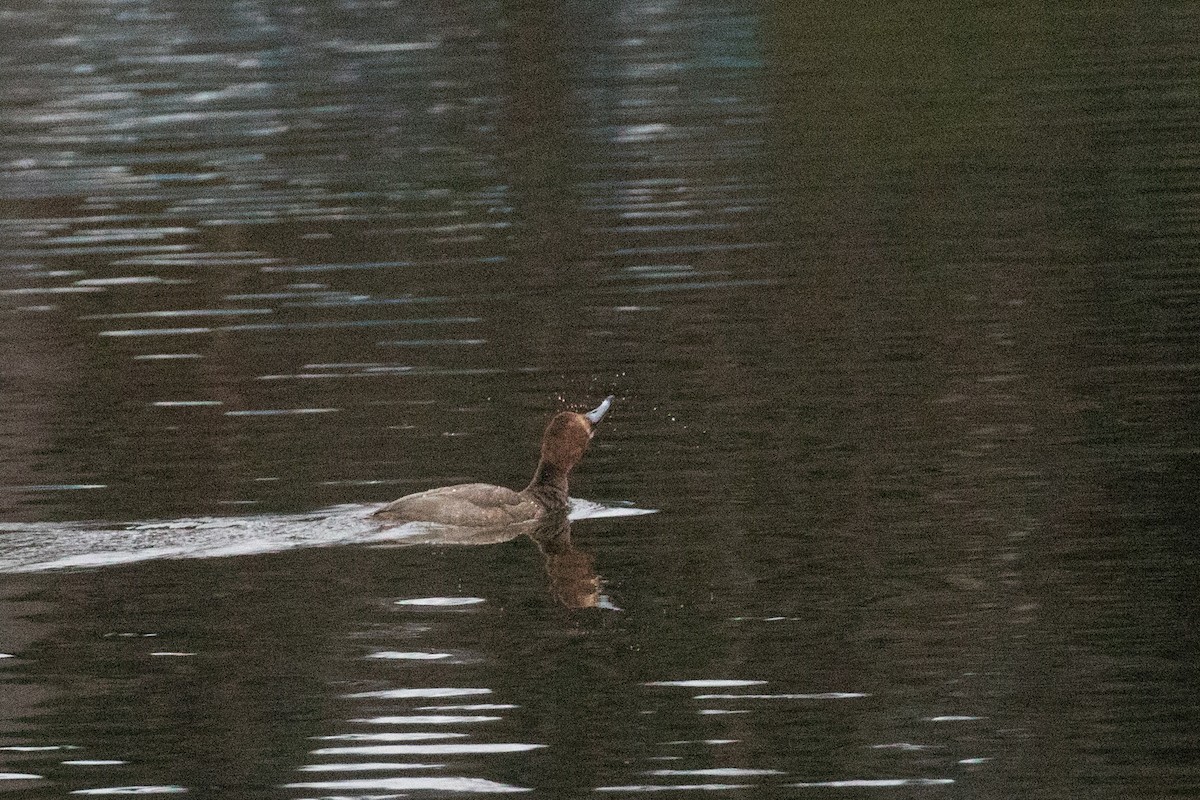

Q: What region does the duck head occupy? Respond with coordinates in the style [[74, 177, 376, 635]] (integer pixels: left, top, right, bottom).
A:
[[539, 395, 614, 473]]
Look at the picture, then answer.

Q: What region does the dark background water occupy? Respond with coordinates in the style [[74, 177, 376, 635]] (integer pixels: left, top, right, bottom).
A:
[[1, 0, 1198, 797]]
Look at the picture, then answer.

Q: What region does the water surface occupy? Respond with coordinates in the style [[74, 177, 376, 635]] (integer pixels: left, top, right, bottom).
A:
[[1, 1, 1198, 798]]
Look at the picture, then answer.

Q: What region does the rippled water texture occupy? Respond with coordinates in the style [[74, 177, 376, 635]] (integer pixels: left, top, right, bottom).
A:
[[1, 1, 1198, 798]]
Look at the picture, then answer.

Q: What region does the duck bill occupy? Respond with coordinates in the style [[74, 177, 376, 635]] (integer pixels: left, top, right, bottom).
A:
[[584, 395, 615, 425]]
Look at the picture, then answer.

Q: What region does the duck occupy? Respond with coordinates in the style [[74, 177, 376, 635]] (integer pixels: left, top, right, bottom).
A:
[[373, 395, 615, 527]]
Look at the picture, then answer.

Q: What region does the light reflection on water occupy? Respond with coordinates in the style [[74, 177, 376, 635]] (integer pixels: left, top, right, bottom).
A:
[[1, 0, 1198, 798]]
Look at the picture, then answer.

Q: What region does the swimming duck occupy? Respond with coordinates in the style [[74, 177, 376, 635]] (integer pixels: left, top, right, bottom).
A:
[[373, 395, 615, 526]]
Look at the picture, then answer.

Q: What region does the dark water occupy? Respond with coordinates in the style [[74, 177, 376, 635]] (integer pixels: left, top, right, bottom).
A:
[[1, 0, 1198, 797]]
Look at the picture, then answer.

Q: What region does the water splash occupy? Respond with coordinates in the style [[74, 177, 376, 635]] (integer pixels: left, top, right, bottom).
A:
[[0, 499, 656, 573]]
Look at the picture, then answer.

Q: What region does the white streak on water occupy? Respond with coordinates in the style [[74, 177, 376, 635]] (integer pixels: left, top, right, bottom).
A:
[[75, 276, 185, 286], [648, 769, 782, 777], [692, 692, 867, 700], [395, 597, 486, 606], [223, 408, 338, 416], [417, 704, 519, 711], [134, 354, 202, 360], [313, 733, 465, 742], [285, 776, 526, 793], [0, 745, 80, 752], [871, 743, 939, 752], [344, 687, 491, 699], [568, 499, 658, 519], [348, 715, 501, 725], [70, 787, 189, 795], [83, 308, 272, 320], [0, 286, 105, 295], [595, 783, 752, 792], [367, 651, 453, 660], [298, 762, 446, 771], [152, 401, 222, 407], [100, 327, 212, 337], [790, 778, 955, 788], [0, 484, 107, 492], [646, 680, 765, 688], [326, 41, 439, 53], [310, 744, 544, 756]]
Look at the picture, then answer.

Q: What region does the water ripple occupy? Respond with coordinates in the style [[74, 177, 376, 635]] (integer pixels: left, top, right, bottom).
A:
[[343, 687, 491, 699], [98, 317, 481, 337], [284, 776, 527, 793], [82, 308, 272, 320], [223, 408, 339, 416], [348, 715, 502, 725], [790, 778, 955, 788], [298, 761, 445, 772], [70, 788, 188, 796], [314, 733, 465, 742], [646, 680, 766, 688], [648, 769, 782, 777], [367, 651, 453, 661], [596, 783, 752, 793], [692, 692, 868, 701], [395, 597, 486, 607], [310, 743, 545, 756]]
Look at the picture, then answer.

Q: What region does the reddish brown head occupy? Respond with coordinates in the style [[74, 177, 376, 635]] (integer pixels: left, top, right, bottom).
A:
[[538, 395, 614, 473]]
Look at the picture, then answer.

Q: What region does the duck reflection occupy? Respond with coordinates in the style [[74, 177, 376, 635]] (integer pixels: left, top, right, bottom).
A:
[[373, 511, 603, 609], [526, 511, 601, 609]]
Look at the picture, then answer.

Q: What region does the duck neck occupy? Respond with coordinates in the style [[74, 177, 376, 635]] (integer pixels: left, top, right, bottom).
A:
[[525, 459, 571, 511]]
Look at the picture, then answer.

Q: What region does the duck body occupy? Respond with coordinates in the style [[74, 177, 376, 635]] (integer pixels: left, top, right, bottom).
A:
[[373, 396, 614, 527], [373, 483, 541, 527]]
